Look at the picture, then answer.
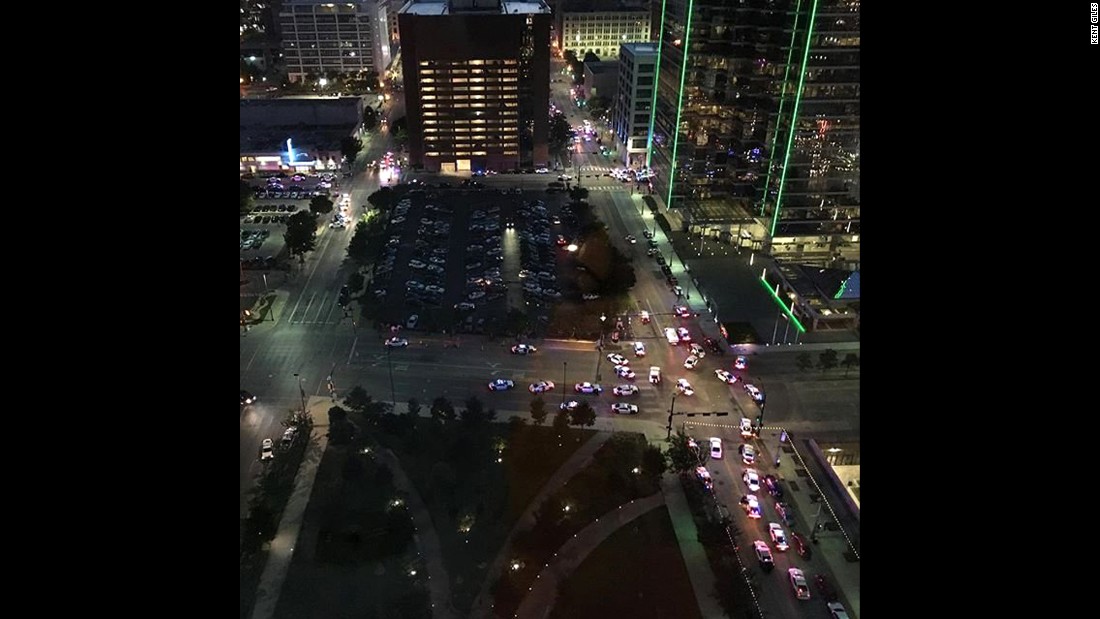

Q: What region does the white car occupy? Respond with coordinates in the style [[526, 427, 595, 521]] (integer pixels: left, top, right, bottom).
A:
[[488, 379, 515, 391], [734, 355, 748, 370], [676, 378, 694, 395], [574, 382, 603, 394], [753, 540, 774, 569], [674, 305, 692, 318], [612, 384, 639, 396], [695, 466, 713, 492], [385, 337, 409, 348], [639, 310, 650, 324], [689, 343, 706, 358], [683, 356, 699, 370], [769, 523, 789, 551], [709, 437, 722, 459], [740, 443, 756, 464], [614, 365, 635, 379], [676, 327, 692, 342], [743, 468, 761, 492], [649, 366, 661, 384], [535, 167, 549, 174], [511, 344, 538, 355], [633, 341, 646, 357], [528, 380, 555, 394], [744, 383, 764, 402], [560, 400, 580, 410], [715, 369, 737, 384], [788, 568, 810, 600], [741, 495, 762, 519], [606, 353, 628, 365], [827, 603, 851, 619], [610, 403, 639, 415], [260, 439, 274, 461], [740, 417, 754, 437]]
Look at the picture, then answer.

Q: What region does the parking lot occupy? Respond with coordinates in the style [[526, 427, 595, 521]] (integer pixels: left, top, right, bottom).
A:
[[241, 173, 342, 270], [366, 185, 582, 335]]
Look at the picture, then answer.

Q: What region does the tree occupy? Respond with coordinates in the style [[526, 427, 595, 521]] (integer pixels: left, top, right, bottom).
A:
[[569, 186, 589, 201], [842, 353, 860, 377], [309, 194, 334, 217], [348, 270, 365, 293], [818, 348, 839, 373], [642, 445, 669, 481], [666, 430, 700, 473], [362, 105, 380, 132], [583, 51, 600, 63], [586, 95, 611, 117], [367, 186, 396, 212], [569, 401, 597, 427], [340, 135, 363, 167], [344, 385, 373, 413], [530, 396, 548, 426], [347, 222, 372, 265], [552, 408, 571, 434], [460, 396, 488, 426], [240, 180, 254, 215], [431, 396, 456, 423], [284, 211, 318, 262], [406, 397, 421, 417], [327, 405, 355, 444], [548, 112, 572, 152], [795, 352, 813, 372], [391, 116, 409, 147]]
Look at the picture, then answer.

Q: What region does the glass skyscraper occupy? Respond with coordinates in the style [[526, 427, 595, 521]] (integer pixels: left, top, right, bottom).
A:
[[648, 0, 859, 266]]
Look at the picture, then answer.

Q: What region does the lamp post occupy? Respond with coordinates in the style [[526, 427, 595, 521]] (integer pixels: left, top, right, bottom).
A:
[[386, 346, 396, 407], [594, 314, 607, 382], [293, 373, 307, 414], [562, 361, 567, 409], [665, 392, 678, 440]]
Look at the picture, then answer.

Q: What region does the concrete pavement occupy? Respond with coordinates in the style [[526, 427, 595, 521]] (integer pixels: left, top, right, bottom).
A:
[[250, 396, 330, 619], [469, 431, 612, 619], [659, 473, 729, 619], [514, 492, 667, 619]]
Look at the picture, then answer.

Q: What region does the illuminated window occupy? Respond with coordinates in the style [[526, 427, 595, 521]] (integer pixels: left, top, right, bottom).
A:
[[422, 78, 434, 83], [470, 60, 484, 65], [421, 87, 435, 92], [452, 78, 468, 84], [423, 112, 437, 117], [423, 103, 437, 109], [425, 151, 440, 156]]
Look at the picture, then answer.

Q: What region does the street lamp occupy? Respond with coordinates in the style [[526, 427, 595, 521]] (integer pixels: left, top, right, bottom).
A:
[[665, 392, 679, 440], [594, 314, 607, 382], [293, 373, 307, 414], [562, 361, 568, 409]]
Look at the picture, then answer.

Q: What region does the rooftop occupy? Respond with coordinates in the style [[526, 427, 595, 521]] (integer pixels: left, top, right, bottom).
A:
[[584, 61, 617, 74], [400, 0, 549, 15]]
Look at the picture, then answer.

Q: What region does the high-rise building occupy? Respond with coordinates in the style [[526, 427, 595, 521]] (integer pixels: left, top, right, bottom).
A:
[[610, 42, 658, 167], [649, 0, 860, 266], [557, 0, 651, 59], [399, 0, 552, 172], [279, 0, 392, 82]]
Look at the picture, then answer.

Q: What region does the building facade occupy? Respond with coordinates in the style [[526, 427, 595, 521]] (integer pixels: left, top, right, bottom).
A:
[[557, 1, 651, 59], [280, 0, 392, 82], [239, 97, 365, 175], [610, 42, 657, 167], [399, 0, 551, 172], [583, 61, 617, 98], [648, 0, 860, 267]]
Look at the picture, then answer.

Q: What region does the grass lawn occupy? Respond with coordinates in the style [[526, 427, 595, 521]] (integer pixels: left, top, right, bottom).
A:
[[550, 507, 702, 619], [272, 441, 430, 619], [493, 433, 663, 616], [379, 422, 594, 614]]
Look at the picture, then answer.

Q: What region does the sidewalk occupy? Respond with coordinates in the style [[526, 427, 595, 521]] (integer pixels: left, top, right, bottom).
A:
[[469, 431, 612, 619], [515, 493, 666, 619], [375, 447, 458, 619], [250, 396, 330, 619], [659, 473, 728, 619], [763, 435, 860, 618]]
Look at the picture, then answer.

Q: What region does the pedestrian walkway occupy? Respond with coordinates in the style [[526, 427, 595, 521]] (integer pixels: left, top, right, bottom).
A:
[[469, 431, 613, 619], [659, 473, 728, 619], [250, 396, 330, 619], [515, 493, 666, 619], [374, 447, 458, 619]]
